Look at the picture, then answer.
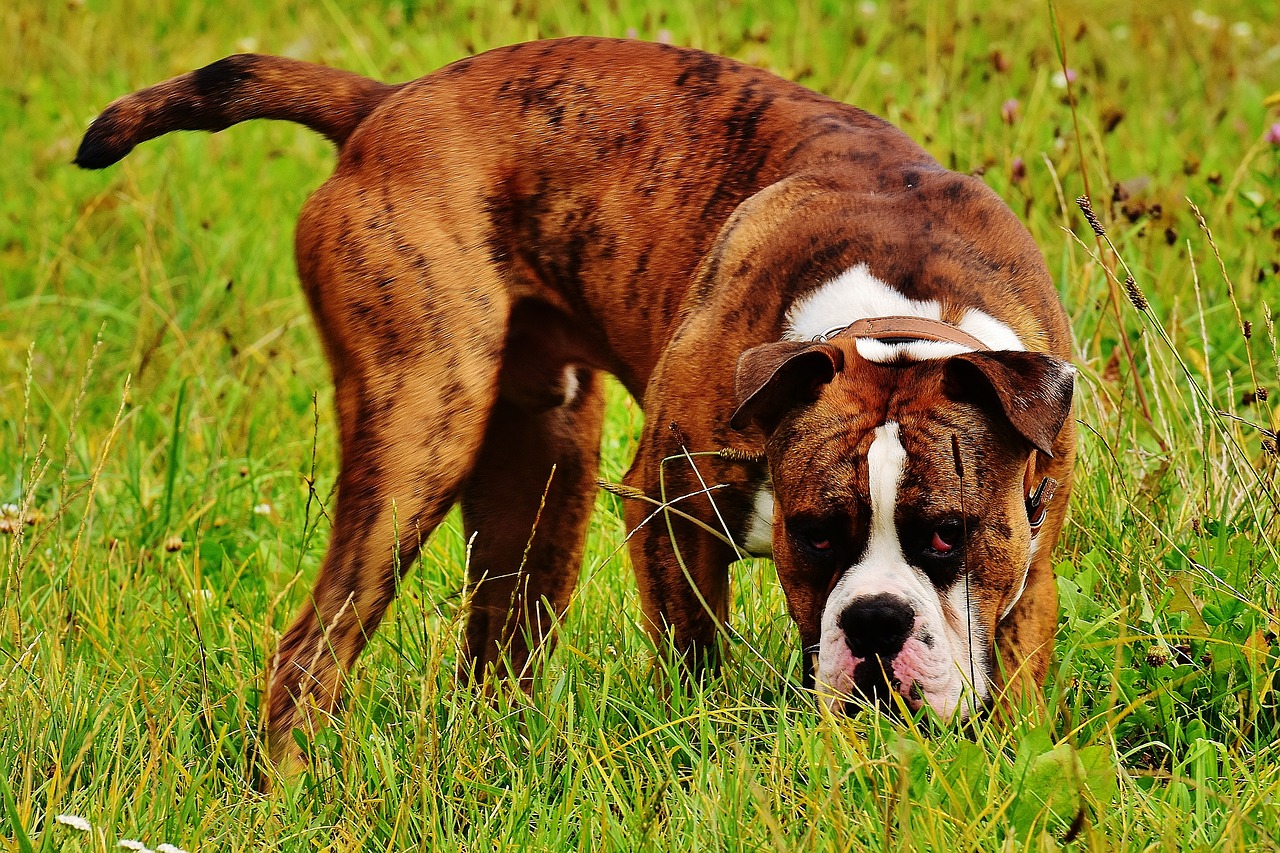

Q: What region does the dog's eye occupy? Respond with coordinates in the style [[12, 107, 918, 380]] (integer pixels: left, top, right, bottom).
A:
[[789, 520, 842, 560], [925, 520, 965, 557], [798, 528, 834, 556], [930, 529, 954, 553]]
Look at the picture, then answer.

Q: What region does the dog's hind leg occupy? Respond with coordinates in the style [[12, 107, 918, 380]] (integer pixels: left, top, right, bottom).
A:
[[458, 368, 606, 686], [263, 177, 509, 779]]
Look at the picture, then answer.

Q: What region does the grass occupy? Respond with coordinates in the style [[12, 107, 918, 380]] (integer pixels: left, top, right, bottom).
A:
[[3, 0, 1279, 849]]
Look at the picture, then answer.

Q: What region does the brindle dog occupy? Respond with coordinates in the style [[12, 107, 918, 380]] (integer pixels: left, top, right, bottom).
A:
[[77, 37, 1075, 777]]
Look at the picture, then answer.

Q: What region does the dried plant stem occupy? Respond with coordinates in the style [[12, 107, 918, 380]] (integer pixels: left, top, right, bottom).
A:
[[1065, 227, 1278, 518], [1072, 195, 1162, 449], [67, 377, 131, 576], [1264, 301, 1280, 436], [1190, 200, 1262, 403], [597, 479, 737, 546], [3, 440, 49, 646], [1051, 0, 1155, 436]]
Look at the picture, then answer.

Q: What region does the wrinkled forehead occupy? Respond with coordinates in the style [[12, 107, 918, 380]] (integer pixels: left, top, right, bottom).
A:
[[764, 360, 909, 505], [769, 356, 1023, 509]]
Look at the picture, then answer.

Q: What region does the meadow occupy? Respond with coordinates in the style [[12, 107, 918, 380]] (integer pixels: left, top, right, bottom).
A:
[[2, 0, 1279, 849]]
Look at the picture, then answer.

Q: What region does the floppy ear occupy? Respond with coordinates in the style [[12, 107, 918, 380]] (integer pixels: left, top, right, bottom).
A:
[[945, 351, 1075, 456], [730, 341, 844, 434]]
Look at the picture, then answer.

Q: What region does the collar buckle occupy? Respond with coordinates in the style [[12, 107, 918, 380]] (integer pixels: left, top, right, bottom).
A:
[[1026, 476, 1057, 533]]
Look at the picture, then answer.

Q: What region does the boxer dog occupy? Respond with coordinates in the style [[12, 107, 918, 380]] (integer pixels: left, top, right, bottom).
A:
[[76, 37, 1075, 774]]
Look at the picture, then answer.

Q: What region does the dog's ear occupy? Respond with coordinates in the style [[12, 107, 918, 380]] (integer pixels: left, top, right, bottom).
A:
[[730, 341, 844, 433], [945, 351, 1074, 456]]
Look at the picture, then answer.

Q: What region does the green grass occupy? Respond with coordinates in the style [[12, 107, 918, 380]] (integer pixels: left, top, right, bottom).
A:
[[3, 0, 1280, 849]]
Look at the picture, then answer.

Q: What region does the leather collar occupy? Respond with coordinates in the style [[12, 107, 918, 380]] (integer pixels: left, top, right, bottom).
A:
[[821, 315, 990, 351]]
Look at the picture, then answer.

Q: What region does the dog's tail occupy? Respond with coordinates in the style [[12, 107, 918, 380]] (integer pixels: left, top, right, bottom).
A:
[[75, 54, 396, 169]]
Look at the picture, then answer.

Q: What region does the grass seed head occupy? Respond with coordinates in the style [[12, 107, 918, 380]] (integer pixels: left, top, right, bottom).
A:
[[1076, 195, 1107, 237], [717, 446, 766, 462], [1123, 274, 1149, 311]]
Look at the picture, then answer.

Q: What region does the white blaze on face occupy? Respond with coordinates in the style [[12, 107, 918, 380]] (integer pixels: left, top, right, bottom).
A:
[[813, 421, 989, 719]]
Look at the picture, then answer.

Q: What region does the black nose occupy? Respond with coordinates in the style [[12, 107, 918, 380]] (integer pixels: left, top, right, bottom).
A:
[[839, 594, 915, 659]]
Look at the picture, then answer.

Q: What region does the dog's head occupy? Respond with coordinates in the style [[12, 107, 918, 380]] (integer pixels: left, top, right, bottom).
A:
[[731, 336, 1073, 719]]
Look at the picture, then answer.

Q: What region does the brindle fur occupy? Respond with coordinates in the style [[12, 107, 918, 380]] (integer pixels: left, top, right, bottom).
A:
[[77, 37, 1076, 776]]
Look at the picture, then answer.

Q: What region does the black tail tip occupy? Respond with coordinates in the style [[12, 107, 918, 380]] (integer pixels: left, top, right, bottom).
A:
[[74, 134, 130, 170], [74, 112, 131, 169]]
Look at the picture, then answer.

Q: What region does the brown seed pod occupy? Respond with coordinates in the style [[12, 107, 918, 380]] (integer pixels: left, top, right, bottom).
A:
[[1124, 274, 1149, 311], [1076, 195, 1106, 237]]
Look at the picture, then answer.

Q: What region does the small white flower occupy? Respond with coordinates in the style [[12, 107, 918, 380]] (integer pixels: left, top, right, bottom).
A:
[[857, 0, 877, 16], [1230, 21, 1252, 39], [235, 36, 260, 53], [877, 61, 895, 79], [0, 503, 18, 517], [253, 502, 273, 516], [55, 814, 92, 832], [1190, 10, 1221, 31], [1111, 24, 1129, 40], [118, 840, 153, 853], [157, 845, 190, 853]]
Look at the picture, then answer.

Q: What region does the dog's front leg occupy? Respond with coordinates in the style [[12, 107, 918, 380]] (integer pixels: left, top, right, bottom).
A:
[[622, 413, 762, 673]]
